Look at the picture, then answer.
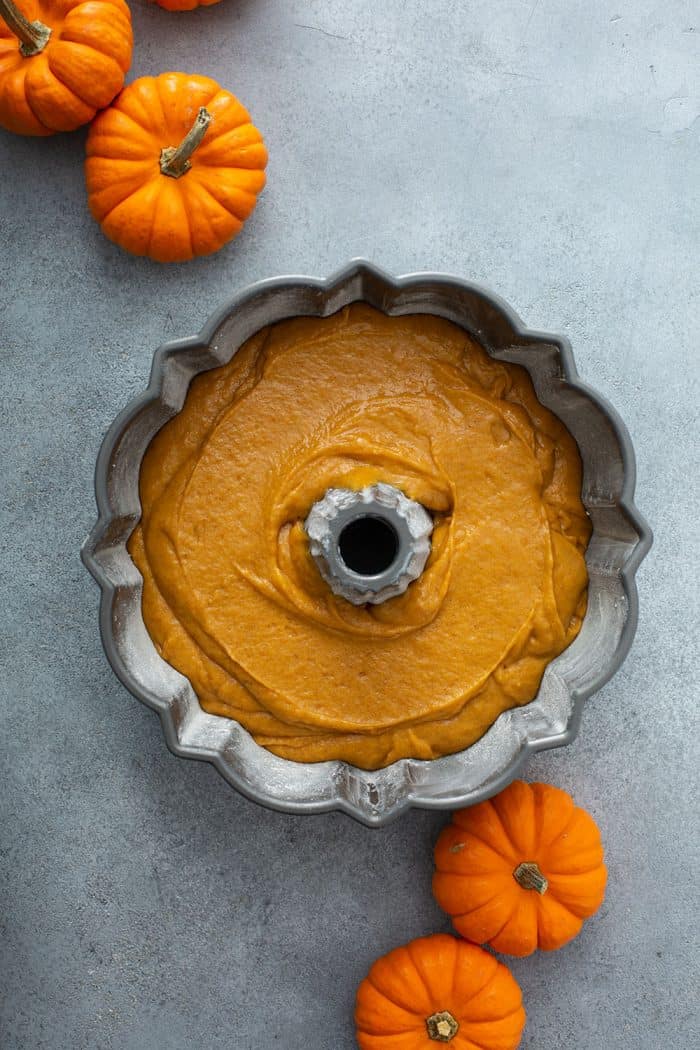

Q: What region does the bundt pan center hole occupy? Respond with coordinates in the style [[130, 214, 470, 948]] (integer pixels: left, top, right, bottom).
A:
[[338, 515, 400, 577]]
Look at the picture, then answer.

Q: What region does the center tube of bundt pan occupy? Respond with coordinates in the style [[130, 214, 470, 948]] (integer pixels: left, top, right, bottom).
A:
[[304, 483, 433, 605]]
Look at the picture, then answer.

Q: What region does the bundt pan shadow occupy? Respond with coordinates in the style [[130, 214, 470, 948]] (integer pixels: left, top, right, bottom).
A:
[[82, 262, 652, 826]]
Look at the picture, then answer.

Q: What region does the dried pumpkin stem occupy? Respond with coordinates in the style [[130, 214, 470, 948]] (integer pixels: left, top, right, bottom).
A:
[[426, 1011, 459, 1043], [0, 0, 52, 56], [160, 107, 213, 179], [514, 860, 548, 895]]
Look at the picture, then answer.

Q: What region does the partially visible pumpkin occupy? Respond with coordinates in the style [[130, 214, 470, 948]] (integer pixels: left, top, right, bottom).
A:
[[0, 0, 133, 136], [85, 72, 268, 263], [433, 780, 607, 957], [355, 934, 526, 1049], [150, 0, 221, 10]]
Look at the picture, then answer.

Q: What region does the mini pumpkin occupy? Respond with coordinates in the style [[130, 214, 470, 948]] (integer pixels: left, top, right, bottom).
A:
[[150, 0, 221, 10], [355, 934, 525, 1049], [0, 0, 133, 136], [433, 780, 607, 957], [85, 72, 267, 263]]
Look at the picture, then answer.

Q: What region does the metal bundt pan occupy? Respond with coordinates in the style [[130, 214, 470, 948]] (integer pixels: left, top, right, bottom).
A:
[[82, 262, 652, 826]]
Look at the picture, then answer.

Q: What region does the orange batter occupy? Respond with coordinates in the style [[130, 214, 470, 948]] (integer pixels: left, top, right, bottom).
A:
[[129, 305, 590, 769]]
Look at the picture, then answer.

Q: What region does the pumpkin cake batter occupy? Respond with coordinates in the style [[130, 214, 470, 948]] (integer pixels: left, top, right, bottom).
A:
[[129, 305, 591, 769]]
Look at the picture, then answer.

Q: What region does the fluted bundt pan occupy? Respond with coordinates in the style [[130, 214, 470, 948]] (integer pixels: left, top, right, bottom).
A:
[[82, 262, 652, 826]]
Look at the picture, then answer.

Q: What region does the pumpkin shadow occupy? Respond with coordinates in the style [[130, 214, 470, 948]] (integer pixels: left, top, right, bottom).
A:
[[0, 124, 87, 167]]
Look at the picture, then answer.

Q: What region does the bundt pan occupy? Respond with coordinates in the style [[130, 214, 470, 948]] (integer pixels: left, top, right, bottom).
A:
[[82, 262, 652, 826]]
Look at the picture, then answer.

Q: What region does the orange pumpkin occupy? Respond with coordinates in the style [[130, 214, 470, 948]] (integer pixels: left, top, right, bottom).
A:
[[0, 0, 132, 136], [355, 934, 526, 1049], [433, 780, 607, 957], [151, 0, 221, 10], [85, 72, 268, 263]]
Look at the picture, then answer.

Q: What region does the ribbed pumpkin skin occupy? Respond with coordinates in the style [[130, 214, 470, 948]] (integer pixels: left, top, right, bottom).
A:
[[355, 934, 526, 1050], [151, 0, 221, 10], [0, 0, 133, 136], [85, 72, 267, 263], [433, 781, 607, 957]]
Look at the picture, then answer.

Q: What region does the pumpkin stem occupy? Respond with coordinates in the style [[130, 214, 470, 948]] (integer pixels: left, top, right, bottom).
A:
[[426, 1011, 459, 1043], [160, 107, 213, 179], [514, 861, 548, 895], [0, 0, 52, 57]]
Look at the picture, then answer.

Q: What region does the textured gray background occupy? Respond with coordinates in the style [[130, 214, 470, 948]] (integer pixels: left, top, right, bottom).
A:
[[1, 1, 699, 1047]]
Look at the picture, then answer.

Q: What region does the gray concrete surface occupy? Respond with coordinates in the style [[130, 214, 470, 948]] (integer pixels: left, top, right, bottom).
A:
[[1, 1, 698, 1047]]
